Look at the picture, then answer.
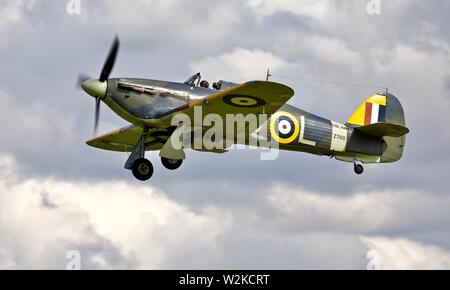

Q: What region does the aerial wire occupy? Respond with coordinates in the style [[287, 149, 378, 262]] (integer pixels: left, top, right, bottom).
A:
[[265, 70, 388, 92]]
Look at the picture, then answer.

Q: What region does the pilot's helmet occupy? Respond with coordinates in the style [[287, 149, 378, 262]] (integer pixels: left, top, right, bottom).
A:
[[200, 80, 209, 88]]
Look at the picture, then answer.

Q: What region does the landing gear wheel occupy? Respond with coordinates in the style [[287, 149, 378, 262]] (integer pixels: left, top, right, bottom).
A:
[[132, 158, 154, 181], [354, 163, 364, 175], [161, 157, 183, 170]]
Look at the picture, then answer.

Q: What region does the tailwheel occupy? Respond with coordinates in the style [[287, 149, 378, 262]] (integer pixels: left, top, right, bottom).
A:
[[354, 163, 364, 175], [132, 158, 154, 181], [161, 157, 183, 170]]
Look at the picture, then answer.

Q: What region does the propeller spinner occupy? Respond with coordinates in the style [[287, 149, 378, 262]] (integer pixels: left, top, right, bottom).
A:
[[78, 36, 120, 136]]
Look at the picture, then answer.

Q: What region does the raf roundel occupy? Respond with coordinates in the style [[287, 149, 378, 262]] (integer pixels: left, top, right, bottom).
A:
[[270, 111, 300, 144], [223, 94, 266, 108]]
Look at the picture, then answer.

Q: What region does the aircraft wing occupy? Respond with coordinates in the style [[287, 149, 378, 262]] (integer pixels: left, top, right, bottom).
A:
[[86, 125, 166, 152], [87, 81, 294, 151], [164, 81, 295, 120]]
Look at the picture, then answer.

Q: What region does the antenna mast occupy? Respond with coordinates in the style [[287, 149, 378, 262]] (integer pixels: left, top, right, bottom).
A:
[[266, 68, 272, 81]]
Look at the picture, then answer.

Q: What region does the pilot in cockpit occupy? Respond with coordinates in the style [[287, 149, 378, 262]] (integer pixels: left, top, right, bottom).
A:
[[184, 73, 231, 90], [199, 80, 209, 88]]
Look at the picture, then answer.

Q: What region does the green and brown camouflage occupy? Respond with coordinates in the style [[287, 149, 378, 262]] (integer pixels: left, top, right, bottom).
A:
[[86, 76, 408, 165], [79, 37, 409, 180]]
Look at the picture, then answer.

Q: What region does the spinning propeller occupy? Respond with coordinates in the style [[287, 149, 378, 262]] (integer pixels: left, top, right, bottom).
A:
[[78, 36, 120, 136]]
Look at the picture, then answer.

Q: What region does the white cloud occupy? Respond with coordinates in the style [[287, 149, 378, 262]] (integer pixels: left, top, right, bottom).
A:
[[362, 236, 450, 270], [0, 0, 22, 26], [0, 90, 76, 154], [0, 0, 37, 47], [190, 48, 291, 82], [0, 153, 225, 269], [372, 44, 450, 120], [1, 154, 450, 269], [267, 185, 450, 235], [247, 0, 333, 21], [86, 0, 241, 49], [295, 35, 364, 74]]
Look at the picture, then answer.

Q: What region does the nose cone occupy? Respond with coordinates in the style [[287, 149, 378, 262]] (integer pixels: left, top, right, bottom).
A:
[[81, 79, 107, 98]]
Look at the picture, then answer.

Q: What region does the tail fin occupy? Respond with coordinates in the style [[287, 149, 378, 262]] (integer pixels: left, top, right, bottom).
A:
[[347, 92, 409, 163]]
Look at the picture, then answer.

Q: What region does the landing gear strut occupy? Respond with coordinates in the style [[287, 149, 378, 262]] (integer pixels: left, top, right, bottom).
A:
[[354, 162, 364, 175], [125, 130, 154, 181], [161, 157, 183, 170]]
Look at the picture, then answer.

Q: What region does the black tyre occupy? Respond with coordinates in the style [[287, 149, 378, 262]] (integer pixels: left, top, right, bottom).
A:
[[354, 164, 364, 175], [132, 158, 154, 181], [161, 157, 183, 170]]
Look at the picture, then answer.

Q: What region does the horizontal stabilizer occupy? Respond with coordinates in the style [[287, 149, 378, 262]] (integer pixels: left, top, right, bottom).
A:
[[355, 122, 410, 137]]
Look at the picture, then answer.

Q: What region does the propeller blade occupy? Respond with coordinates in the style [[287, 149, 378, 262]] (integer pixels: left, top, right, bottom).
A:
[[77, 73, 92, 88], [80, 36, 119, 136], [99, 36, 120, 82], [94, 97, 101, 136]]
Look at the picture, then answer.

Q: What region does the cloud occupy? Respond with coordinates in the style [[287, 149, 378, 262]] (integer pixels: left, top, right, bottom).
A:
[[1, 154, 450, 269], [0, 90, 76, 155], [82, 0, 242, 50], [0, 153, 222, 269], [190, 48, 290, 82], [362, 236, 450, 270], [281, 34, 365, 74], [0, 0, 35, 47], [246, 0, 333, 22], [0, 0, 450, 269], [267, 185, 450, 236]]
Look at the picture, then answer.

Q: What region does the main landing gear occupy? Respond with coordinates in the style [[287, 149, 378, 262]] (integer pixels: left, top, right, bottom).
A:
[[124, 132, 153, 181], [161, 157, 183, 170], [131, 158, 154, 181], [124, 131, 184, 181], [354, 162, 364, 175]]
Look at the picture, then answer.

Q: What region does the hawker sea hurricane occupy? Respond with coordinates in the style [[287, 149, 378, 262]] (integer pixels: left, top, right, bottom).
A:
[[78, 37, 409, 181]]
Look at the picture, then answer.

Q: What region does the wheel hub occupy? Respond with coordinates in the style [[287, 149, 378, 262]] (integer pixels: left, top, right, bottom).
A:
[[138, 163, 150, 174]]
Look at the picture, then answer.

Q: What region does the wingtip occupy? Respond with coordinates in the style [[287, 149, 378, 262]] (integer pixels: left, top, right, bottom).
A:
[[85, 139, 96, 147]]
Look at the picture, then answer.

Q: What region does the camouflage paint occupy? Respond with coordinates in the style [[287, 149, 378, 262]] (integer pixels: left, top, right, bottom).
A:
[[89, 79, 408, 164]]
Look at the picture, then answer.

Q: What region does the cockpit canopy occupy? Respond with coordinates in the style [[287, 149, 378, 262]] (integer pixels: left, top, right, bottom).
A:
[[184, 72, 202, 87], [212, 80, 239, 91], [184, 72, 239, 91]]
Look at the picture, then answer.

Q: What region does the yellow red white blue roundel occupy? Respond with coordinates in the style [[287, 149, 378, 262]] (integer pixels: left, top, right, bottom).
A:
[[270, 111, 300, 144]]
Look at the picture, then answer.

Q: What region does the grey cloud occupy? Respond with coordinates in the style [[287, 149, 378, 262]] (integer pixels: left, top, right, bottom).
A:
[[0, 0, 448, 196], [0, 0, 449, 269], [3, 155, 449, 269]]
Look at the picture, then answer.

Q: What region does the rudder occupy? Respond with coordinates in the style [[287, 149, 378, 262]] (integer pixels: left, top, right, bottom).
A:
[[347, 92, 408, 163]]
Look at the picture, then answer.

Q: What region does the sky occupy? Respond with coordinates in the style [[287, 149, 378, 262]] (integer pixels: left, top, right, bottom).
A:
[[0, 0, 449, 269]]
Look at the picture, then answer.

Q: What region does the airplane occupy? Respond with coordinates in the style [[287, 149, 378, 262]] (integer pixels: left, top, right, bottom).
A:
[[78, 36, 409, 181]]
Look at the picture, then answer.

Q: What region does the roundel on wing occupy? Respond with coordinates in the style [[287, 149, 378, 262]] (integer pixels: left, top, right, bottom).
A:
[[223, 94, 266, 108], [270, 111, 300, 144]]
